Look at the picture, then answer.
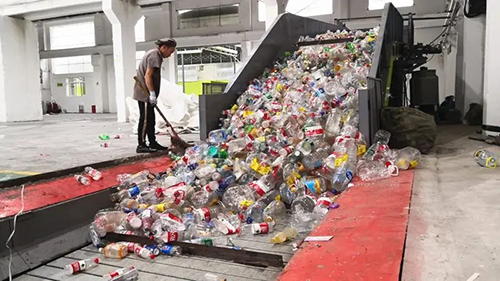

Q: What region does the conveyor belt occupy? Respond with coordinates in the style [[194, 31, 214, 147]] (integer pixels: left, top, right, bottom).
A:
[[14, 216, 304, 281]]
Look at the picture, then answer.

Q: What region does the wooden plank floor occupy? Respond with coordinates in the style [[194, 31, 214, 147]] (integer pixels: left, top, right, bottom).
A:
[[15, 216, 303, 281]]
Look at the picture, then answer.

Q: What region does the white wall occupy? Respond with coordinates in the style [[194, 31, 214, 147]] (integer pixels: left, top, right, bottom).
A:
[[0, 16, 42, 122], [50, 73, 95, 113], [455, 15, 486, 115]]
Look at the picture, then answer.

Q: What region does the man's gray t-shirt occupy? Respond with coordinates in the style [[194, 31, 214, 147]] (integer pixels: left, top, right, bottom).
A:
[[133, 48, 163, 102]]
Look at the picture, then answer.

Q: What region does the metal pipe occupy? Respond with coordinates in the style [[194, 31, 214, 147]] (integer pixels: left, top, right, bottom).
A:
[[181, 53, 185, 93]]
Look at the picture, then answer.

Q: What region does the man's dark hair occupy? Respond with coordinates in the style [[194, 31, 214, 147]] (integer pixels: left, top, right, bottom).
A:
[[155, 38, 177, 48]]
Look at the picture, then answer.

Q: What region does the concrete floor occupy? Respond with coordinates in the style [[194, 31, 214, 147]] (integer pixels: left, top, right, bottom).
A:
[[403, 125, 500, 281], [0, 114, 199, 178]]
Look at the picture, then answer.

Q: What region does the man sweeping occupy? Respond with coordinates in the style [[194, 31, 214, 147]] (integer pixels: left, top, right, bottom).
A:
[[133, 38, 177, 153]]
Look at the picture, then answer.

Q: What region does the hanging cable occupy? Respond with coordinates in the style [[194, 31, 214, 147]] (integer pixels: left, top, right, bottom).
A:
[[5, 185, 25, 281]]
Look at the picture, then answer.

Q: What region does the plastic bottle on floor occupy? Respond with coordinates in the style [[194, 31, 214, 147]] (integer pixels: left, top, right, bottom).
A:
[[395, 147, 422, 170], [474, 149, 498, 168], [84, 167, 102, 181], [204, 273, 226, 281], [160, 244, 183, 256], [105, 266, 138, 281], [65, 257, 99, 275], [75, 175, 90, 186], [99, 243, 128, 259], [270, 227, 297, 244]]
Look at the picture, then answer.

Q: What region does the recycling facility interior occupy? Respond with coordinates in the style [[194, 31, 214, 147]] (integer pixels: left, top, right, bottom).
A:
[[0, 0, 498, 281]]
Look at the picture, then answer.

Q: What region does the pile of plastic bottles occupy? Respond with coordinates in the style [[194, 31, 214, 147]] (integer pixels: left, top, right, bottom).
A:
[[87, 27, 423, 265]]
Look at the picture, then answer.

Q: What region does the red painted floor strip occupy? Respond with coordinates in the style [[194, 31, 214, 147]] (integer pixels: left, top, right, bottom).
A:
[[0, 156, 172, 219], [277, 170, 414, 281]]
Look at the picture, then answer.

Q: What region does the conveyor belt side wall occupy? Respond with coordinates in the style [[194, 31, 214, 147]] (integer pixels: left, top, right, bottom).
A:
[[366, 3, 404, 144]]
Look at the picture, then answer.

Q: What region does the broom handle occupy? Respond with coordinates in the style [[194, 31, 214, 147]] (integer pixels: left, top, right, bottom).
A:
[[133, 76, 180, 139]]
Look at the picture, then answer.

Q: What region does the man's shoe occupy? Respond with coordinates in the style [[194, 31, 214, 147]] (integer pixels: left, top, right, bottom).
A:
[[136, 145, 157, 153], [149, 142, 169, 151]]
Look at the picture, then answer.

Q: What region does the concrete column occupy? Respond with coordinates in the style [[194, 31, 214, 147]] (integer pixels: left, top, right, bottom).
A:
[[483, 0, 500, 135], [263, 0, 288, 30], [144, 3, 172, 41], [333, 0, 349, 19], [0, 16, 42, 122], [103, 0, 142, 122], [91, 54, 109, 113]]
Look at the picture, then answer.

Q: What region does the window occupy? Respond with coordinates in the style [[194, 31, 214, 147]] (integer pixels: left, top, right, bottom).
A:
[[177, 65, 199, 82], [49, 21, 95, 50], [135, 16, 145, 43], [178, 4, 240, 29], [286, 0, 333, 17], [52, 55, 93, 75], [66, 77, 86, 97], [136, 51, 145, 69], [369, 0, 414, 10]]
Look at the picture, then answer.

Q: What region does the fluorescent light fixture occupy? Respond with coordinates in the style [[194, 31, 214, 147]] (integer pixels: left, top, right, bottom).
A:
[[212, 46, 238, 55], [178, 9, 191, 15], [177, 49, 203, 55]]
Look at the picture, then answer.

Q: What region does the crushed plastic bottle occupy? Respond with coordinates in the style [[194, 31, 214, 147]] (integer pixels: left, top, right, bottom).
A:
[[75, 175, 90, 186], [84, 167, 102, 181], [271, 227, 297, 244]]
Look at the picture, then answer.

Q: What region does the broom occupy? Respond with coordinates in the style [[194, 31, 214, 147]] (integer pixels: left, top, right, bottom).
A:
[[133, 76, 192, 155]]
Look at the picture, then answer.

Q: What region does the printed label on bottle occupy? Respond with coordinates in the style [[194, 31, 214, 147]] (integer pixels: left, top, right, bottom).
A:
[[201, 207, 211, 222], [334, 154, 348, 167], [250, 181, 269, 196], [316, 197, 333, 207], [161, 245, 174, 255], [345, 171, 353, 181], [165, 213, 183, 223], [357, 145, 367, 156], [304, 179, 321, 195], [128, 186, 140, 197], [125, 242, 137, 252], [70, 261, 85, 273], [162, 232, 179, 243], [251, 223, 270, 234], [305, 125, 324, 137]]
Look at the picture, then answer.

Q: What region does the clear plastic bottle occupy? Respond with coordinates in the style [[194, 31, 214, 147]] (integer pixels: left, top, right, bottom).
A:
[[194, 164, 216, 179], [65, 257, 99, 275], [104, 266, 138, 281], [117, 170, 151, 186], [474, 149, 498, 168], [160, 244, 183, 256], [110, 185, 141, 202], [126, 212, 142, 229], [301, 177, 329, 196], [84, 167, 102, 181], [263, 199, 286, 222], [99, 243, 128, 259], [396, 147, 422, 170], [244, 201, 267, 223], [193, 205, 226, 223], [93, 211, 127, 235], [75, 175, 90, 186], [331, 163, 355, 193], [212, 217, 240, 235], [270, 227, 297, 244], [357, 160, 398, 181]]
